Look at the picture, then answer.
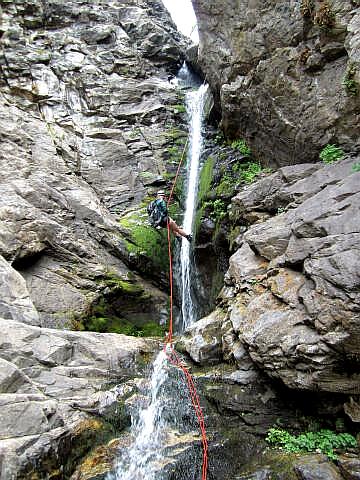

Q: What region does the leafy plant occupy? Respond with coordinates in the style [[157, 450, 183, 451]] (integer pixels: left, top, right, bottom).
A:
[[230, 138, 251, 156], [203, 199, 227, 222], [213, 199, 227, 220], [266, 428, 357, 460], [233, 161, 264, 183], [216, 173, 236, 196], [352, 162, 360, 173], [343, 64, 359, 96], [319, 144, 344, 164]]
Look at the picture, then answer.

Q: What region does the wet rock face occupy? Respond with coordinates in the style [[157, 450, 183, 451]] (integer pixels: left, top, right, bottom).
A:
[[192, 0, 360, 166], [0, 0, 188, 326]]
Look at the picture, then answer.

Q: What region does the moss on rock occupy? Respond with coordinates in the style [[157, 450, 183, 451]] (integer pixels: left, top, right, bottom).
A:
[[73, 271, 168, 337], [119, 208, 170, 275]]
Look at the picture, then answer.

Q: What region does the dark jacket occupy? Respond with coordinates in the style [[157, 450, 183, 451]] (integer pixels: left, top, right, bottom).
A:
[[155, 198, 168, 227]]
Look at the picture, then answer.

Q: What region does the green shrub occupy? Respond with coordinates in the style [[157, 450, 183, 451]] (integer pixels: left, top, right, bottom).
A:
[[203, 199, 227, 222], [216, 173, 236, 196], [319, 144, 344, 164], [343, 64, 359, 96], [85, 316, 166, 337], [352, 162, 360, 173], [266, 428, 357, 460], [234, 161, 264, 183], [230, 138, 251, 156]]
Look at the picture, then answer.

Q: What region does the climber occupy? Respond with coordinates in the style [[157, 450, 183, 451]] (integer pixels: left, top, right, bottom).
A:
[[147, 190, 193, 242]]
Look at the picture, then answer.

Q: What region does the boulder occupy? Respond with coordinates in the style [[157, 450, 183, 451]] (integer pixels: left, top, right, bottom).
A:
[[294, 454, 344, 480], [0, 255, 39, 325], [178, 309, 225, 364], [338, 455, 360, 480]]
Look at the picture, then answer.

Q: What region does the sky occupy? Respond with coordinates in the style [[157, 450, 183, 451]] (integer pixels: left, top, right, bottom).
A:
[[161, 0, 199, 43]]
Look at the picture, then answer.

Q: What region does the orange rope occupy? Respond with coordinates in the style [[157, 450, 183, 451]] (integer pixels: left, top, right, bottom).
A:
[[162, 141, 209, 479], [164, 343, 209, 480]]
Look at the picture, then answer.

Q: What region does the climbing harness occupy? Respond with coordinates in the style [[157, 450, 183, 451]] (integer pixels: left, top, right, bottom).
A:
[[162, 137, 209, 480]]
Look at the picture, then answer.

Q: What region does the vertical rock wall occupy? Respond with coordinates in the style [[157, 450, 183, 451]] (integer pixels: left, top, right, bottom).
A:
[[0, 0, 189, 327], [192, 0, 360, 166]]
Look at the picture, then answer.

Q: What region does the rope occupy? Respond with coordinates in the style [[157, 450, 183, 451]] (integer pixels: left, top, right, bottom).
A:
[[162, 135, 209, 480], [164, 343, 209, 480]]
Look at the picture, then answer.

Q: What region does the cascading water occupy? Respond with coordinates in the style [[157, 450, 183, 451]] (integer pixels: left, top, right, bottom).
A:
[[107, 66, 209, 480], [108, 351, 169, 480], [180, 80, 209, 329], [107, 348, 200, 480]]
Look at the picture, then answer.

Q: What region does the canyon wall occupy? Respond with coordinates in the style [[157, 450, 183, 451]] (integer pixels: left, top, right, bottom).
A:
[[0, 0, 188, 328], [192, 0, 360, 166]]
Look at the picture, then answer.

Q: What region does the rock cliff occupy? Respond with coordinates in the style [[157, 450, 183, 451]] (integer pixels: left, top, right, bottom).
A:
[[1, 0, 360, 478], [192, 0, 360, 166], [0, 0, 188, 328], [186, 156, 360, 394]]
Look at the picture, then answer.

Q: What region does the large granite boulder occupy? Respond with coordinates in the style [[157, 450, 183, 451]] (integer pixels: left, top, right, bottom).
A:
[[192, 0, 360, 166]]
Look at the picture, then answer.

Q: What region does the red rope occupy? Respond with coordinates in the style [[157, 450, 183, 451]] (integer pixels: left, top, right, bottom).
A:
[[162, 178, 208, 480], [165, 219, 174, 344], [164, 343, 209, 480]]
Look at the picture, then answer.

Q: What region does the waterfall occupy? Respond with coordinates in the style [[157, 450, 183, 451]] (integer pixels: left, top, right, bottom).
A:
[[180, 80, 209, 329], [107, 349, 199, 480], [108, 351, 169, 480], [107, 66, 209, 479]]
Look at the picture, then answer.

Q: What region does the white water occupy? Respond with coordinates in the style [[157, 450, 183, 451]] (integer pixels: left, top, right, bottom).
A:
[[180, 82, 209, 329], [108, 68, 209, 480], [108, 351, 169, 480]]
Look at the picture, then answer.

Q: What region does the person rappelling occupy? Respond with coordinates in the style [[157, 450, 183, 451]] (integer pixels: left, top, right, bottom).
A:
[[147, 190, 193, 242]]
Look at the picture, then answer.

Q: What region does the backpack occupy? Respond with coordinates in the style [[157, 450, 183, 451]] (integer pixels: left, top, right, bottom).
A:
[[147, 199, 166, 227]]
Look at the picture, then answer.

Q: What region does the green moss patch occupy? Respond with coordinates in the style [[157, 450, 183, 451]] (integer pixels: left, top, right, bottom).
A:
[[119, 208, 170, 274], [72, 271, 168, 337], [84, 315, 166, 337]]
